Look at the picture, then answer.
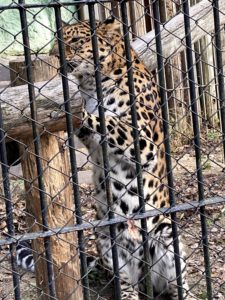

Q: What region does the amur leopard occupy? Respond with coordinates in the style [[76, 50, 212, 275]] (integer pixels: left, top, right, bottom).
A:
[[16, 17, 196, 300]]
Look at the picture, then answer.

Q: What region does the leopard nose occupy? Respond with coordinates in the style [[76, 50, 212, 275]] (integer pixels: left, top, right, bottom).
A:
[[66, 61, 79, 73], [67, 64, 73, 73], [68, 61, 79, 68]]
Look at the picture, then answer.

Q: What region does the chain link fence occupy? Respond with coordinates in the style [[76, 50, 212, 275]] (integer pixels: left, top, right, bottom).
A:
[[0, 0, 225, 299]]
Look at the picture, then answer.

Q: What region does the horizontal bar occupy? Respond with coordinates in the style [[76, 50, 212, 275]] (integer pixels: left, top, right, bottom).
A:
[[0, 0, 111, 11], [1, 196, 224, 247]]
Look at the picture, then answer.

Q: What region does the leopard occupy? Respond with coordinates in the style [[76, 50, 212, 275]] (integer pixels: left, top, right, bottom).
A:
[[17, 17, 195, 300]]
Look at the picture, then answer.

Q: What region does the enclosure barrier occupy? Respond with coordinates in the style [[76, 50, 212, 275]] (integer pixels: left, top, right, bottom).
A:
[[0, 0, 225, 300]]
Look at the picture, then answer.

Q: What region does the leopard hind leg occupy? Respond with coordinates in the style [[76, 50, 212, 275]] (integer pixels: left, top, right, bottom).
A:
[[149, 222, 191, 300], [120, 275, 139, 300], [97, 231, 141, 300]]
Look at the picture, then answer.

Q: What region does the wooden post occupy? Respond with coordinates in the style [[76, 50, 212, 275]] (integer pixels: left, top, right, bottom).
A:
[[132, 0, 225, 72], [190, 0, 217, 130], [20, 132, 83, 300], [9, 55, 59, 87], [7, 57, 83, 299], [158, 0, 190, 142], [200, 37, 218, 127]]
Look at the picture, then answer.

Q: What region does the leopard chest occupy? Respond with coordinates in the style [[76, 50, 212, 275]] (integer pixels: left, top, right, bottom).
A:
[[91, 153, 161, 214], [92, 155, 139, 215]]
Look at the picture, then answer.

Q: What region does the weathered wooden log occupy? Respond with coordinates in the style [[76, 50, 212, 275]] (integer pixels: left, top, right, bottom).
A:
[[0, 1, 223, 298], [1, 0, 224, 141], [0, 74, 82, 141], [9, 55, 59, 87], [20, 132, 83, 300]]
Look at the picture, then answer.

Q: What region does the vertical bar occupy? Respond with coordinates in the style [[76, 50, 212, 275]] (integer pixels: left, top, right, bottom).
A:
[[144, 0, 152, 32], [88, 5, 121, 300], [54, 6, 90, 300], [128, 1, 137, 38], [152, 1, 184, 299], [119, 1, 153, 298], [18, 1, 57, 298], [0, 108, 21, 299], [213, 0, 225, 161], [182, 1, 213, 299], [77, 4, 85, 21], [98, 4, 106, 21], [111, 1, 120, 18]]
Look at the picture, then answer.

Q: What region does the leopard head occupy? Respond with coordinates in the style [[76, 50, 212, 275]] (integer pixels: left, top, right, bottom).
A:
[[50, 17, 123, 88]]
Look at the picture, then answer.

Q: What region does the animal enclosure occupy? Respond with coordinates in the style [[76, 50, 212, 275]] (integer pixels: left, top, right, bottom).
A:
[[0, 0, 225, 300]]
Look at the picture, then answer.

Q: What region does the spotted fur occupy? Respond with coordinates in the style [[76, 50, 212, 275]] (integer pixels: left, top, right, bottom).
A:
[[51, 17, 197, 299], [16, 241, 34, 272], [18, 17, 196, 299]]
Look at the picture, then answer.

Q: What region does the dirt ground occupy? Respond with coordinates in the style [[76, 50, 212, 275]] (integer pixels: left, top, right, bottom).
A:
[[0, 132, 225, 300]]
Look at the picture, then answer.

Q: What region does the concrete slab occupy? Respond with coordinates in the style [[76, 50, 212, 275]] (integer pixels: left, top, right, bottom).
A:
[[0, 58, 10, 81], [10, 164, 23, 178], [78, 170, 93, 185], [0, 81, 10, 89], [74, 135, 85, 149], [76, 147, 91, 169], [6, 147, 93, 184]]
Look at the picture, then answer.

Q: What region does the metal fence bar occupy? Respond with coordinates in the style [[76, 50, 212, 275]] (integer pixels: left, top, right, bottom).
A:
[[54, 6, 90, 299], [87, 5, 122, 299], [182, 1, 213, 299], [0, 107, 21, 300], [152, 1, 184, 299], [213, 0, 225, 161], [18, 0, 57, 298], [1, 1, 225, 299], [0, 0, 113, 11], [119, 2, 153, 298], [0, 195, 224, 248]]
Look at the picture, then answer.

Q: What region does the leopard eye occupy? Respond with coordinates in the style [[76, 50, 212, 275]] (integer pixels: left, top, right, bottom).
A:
[[71, 37, 80, 43]]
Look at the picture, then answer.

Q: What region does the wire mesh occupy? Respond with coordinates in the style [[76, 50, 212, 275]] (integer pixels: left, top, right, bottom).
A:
[[0, 0, 225, 300]]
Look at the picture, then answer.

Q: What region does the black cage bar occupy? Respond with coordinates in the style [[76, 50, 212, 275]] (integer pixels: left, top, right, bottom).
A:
[[0, 1, 225, 300], [88, 4, 122, 299], [18, 0, 58, 297]]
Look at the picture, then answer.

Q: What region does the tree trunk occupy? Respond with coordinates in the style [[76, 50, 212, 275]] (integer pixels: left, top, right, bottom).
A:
[[8, 63, 83, 299], [20, 132, 83, 300]]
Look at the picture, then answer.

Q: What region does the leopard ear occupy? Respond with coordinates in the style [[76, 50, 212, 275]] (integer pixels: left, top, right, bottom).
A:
[[100, 16, 121, 36], [61, 20, 70, 27]]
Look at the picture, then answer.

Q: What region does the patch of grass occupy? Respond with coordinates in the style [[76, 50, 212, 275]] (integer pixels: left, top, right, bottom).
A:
[[202, 161, 211, 170], [215, 211, 225, 227], [207, 130, 219, 141], [198, 291, 208, 299], [206, 218, 214, 226]]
